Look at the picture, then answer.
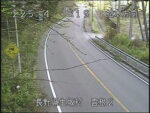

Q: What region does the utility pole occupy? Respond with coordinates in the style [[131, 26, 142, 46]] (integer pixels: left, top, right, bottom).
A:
[[14, 14, 22, 73], [98, 0, 100, 10], [100, 0, 101, 16], [12, 0, 22, 73], [92, 0, 94, 22], [129, 1, 135, 39], [117, 0, 121, 33], [115, 0, 117, 10], [6, 18, 10, 40]]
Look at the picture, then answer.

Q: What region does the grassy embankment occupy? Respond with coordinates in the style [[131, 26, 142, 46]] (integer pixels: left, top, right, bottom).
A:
[[2, 1, 76, 112], [2, 15, 63, 112]]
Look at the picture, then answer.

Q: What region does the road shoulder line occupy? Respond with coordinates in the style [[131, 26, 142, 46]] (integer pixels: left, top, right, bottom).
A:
[[44, 18, 67, 113]]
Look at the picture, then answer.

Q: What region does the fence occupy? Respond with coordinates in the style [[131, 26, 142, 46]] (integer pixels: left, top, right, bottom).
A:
[[94, 36, 149, 77]]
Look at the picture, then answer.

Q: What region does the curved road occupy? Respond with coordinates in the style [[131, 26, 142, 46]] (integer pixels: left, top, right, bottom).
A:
[[37, 5, 149, 112]]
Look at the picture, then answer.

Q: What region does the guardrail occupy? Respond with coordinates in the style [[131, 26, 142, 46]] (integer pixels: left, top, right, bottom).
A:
[[94, 36, 149, 77]]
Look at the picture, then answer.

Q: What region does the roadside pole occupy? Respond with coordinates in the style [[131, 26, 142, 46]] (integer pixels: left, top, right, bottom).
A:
[[129, 1, 134, 39], [142, 1, 148, 41], [92, 0, 94, 22], [7, 18, 10, 40], [14, 10, 22, 73], [117, 0, 121, 33], [12, 0, 22, 73]]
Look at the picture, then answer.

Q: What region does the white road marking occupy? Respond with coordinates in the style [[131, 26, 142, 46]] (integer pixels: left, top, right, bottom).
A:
[[44, 19, 66, 113]]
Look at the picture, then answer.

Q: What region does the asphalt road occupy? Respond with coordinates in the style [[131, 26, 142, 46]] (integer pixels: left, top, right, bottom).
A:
[[36, 5, 149, 112]]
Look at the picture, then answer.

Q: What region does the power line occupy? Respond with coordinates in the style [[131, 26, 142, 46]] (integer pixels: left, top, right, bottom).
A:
[[2, 58, 108, 82], [20, 58, 108, 75]]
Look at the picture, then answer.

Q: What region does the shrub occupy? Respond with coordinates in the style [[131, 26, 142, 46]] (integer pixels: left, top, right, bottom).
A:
[[103, 33, 149, 64], [114, 34, 131, 46], [130, 39, 143, 47], [104, 26, 117, 41]]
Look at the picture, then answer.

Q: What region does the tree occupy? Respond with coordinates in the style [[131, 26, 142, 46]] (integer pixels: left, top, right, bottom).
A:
[[117, 0, 121, 33], [129, 1, 135, 39], [99, 0, 102, 16], [135, 1, 145, 41], [142, 1, 149, 41]]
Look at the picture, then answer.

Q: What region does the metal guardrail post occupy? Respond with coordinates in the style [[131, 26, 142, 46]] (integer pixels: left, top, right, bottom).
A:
[[94, 36, 149, 77]]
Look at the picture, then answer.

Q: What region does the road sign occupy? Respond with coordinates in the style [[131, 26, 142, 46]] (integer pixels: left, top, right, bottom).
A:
[[5, 43, 20, 59]]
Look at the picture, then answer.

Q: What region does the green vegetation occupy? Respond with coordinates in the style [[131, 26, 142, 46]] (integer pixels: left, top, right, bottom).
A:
[[93, 39, 106, 51], [84, 8, 100, 33], [2, 19, 52, 112], [91, 1, 111, 11], [2, 17, 66, 112], [76, 0, 88, 3], [110, 16, 145, 38], [91, 17, 101, 33], [104, 33, 149, 64], [95, 1, 149, 41], [1, 0, 75, 112], [89, 8, 101, 33], [94, 1, 149, 64], [104, 26, 117, 40], [93, 39, 123, 63]]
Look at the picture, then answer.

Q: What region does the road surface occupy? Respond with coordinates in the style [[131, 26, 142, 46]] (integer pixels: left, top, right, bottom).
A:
[[36, 5, 149, 112]]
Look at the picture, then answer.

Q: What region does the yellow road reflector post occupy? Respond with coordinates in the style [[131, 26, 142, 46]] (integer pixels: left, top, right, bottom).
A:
[[5, 43, 20, 59]]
